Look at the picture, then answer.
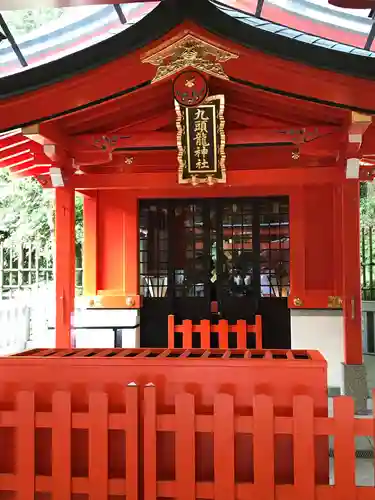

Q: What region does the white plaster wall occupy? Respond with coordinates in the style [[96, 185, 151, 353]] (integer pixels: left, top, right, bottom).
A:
[[72, 308, 140, 348], [291, 309, 344, 390]]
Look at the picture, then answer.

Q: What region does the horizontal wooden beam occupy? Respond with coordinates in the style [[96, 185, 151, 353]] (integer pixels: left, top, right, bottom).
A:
[[73, 126, 340, 152], [76, 148, 337, 173], [22, 123, 70, 167], [37, 166, 344, 190]]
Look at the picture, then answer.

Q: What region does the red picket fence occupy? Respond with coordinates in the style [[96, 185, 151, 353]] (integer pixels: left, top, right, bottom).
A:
[[0, 384, 139, 499], [144, 386, 375, 499], [0, 384, 373, 498], [168, 314, 263, 349]]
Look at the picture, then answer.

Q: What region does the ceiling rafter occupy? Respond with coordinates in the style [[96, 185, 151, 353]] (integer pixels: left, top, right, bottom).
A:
[[53, 74, 347, 138], [58, 83, 171, 133]]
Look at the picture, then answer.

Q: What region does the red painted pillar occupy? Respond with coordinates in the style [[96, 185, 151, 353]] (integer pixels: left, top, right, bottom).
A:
[[289, 187, 305, 306], [55, 187, 75, 348], [83, 191, 98, 296], [342, 180, 363, 364], [123, 193, 139, 298]]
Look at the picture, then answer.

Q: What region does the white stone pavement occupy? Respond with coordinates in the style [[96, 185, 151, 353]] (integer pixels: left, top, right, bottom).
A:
[[330, 458, 374, 486]]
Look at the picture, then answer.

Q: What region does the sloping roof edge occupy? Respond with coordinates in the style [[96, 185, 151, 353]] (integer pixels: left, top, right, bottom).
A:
[[0, 0, 374, 101]]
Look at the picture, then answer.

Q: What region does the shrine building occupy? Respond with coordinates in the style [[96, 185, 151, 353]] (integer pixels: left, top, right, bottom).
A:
[[0, 0, 375, 394]]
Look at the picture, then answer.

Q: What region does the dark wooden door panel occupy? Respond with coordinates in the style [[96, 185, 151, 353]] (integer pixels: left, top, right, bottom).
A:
[[139, 197, 291, 349]]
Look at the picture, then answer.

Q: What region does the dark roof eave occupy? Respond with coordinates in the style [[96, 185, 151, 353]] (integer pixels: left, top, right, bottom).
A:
[[0, 0, 184, 99], [0, 0, 374, 101]]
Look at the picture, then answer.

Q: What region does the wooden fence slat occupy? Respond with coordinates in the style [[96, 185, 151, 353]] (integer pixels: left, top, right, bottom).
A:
[[253, 394, 275, 500], [175, 392, 195, 500], [200, 319, 211, 349], [236, 320, 247, 349], [333, 397, 356, 499], [126, 383, 139, 500], [255, 315, 263, 349], [168, 315, 175, 348], [169, 315, 262, 350], [16, 390, 35, 500], [182, 320, 193, 349], [144, 384, 157, 500], [52, 390, 72, 500], [88, 391, 109, 500], [293, 395, 315, 500], [218, 320, 229, 349], [214, 393, 235, 500]]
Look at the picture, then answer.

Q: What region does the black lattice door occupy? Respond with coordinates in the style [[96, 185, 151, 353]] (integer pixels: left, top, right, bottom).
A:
[[139, 197, 291, 348]]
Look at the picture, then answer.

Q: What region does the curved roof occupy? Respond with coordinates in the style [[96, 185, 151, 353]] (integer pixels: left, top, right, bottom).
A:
[[0, 2, 160, 77], [0, 0, 374, 181], [213, 1, 374, 57], [0, 0, 374, 101], [223, 1, 374, 49], [0, 0, 374, 81]]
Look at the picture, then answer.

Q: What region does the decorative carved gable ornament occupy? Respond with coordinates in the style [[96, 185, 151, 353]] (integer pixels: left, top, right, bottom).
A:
[[141, 32, 238, 83]]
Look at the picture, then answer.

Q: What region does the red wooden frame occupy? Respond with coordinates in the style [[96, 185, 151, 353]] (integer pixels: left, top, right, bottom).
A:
[[3, 384, 374, 497], [55, 187, 75, 348], [168, 315, 263, 350], [0, 5, 366, 363]]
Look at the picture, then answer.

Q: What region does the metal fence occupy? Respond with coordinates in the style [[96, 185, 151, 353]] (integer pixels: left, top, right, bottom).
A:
[[361, 226, 375, 301], [0, 242, 83, 299]]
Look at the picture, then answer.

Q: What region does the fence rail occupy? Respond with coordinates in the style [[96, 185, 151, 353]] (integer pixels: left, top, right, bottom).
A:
[[168, 315, 263, 349], [0, 385, 374, 497], [361, 226, 375, 300], [0, 384, 139, 498], [0, 242, 83, 299]]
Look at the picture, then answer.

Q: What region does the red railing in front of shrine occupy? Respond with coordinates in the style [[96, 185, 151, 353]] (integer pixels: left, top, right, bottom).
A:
[[168, 315, 263, 350], [1, 383, 373, 498]]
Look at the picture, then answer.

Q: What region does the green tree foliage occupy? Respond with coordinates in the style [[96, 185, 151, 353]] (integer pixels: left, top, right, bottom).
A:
[[359, 183, 375, 298], [3, 7, 64, 36], [0, 170, 83, 249], [360, 182, 375, 229]]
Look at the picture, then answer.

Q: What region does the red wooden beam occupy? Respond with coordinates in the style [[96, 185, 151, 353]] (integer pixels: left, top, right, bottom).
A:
[[0, 146, 31, 163], [73, 126, 340, 152], [341, 181, 363, 364], [0, 134, 30, 153], [22, 123, 71, 168], [0, 152, 33, 169], [45, 166, 343, 190], [76, 150, 336, 173], [11, 165, 51, 178], [55, 186, 75, 349], [83, 193, 98, 296]]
